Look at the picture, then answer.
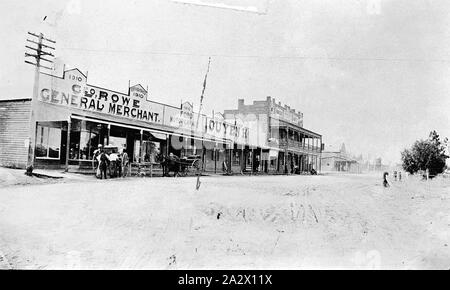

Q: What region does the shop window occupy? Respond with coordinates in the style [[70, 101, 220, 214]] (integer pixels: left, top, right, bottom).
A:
[[88, 132, 99, 158], [79, 131, 91, 160], [233, 151, 240, 166], [183, 138, 197, 157], [109, 136, 127, 149], [69, 131, 95, 160], [69, 131, 81, 160], [143, 141, 160, 163], [246, 151, 252, 166], [270, 158, 276, 167], [36, 125, 61, 159], [134, 140, 161, 163], [69, 121, 103, 161], [134, 140, 141, 162]]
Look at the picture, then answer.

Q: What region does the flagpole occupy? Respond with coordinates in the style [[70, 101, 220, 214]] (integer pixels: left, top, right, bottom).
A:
[[196, 57, 211, 190], [195, 57, 211, 130]]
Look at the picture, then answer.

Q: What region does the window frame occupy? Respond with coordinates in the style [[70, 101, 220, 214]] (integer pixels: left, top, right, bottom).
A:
[[69, 129, 94, 162], [35, 125, 62, 160]]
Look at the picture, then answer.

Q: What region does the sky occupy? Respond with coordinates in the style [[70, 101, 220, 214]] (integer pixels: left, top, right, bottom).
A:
[[1, 0, 449, 164]]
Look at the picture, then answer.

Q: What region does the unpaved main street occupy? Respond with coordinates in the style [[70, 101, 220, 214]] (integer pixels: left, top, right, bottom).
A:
[[0, 173, 449, 269]]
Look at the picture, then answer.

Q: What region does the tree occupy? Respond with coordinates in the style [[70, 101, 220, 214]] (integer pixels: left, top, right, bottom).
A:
[[401, 131, 449, 177]]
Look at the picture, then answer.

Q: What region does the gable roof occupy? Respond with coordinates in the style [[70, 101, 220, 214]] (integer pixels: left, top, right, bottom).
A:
[[64, 68, 87, 78], [130, 84, 147, 92]]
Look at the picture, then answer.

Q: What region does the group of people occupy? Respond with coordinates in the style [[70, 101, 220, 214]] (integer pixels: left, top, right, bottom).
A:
[[92, 145, 130, 179]]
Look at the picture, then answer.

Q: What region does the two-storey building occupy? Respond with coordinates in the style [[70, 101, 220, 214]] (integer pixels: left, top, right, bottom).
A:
[[224, 97, 322, 174]]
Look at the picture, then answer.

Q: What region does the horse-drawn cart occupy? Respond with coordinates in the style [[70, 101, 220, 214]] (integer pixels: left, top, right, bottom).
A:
[[160, 154, 202, 177]]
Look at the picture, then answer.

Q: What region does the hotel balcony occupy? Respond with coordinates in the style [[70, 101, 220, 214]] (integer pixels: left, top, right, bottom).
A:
[[269, 123, 322, 155], [276, 139, 321, 153]]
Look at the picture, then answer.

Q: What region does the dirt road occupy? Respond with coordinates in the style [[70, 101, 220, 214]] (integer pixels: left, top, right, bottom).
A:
[[0, 173, 448, 269]]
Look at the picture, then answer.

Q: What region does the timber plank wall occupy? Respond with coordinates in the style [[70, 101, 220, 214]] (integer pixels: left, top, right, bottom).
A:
[[0, 99, 31, 169]]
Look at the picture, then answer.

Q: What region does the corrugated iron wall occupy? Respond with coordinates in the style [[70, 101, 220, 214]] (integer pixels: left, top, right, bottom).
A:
[[0, 99, 31, 169]]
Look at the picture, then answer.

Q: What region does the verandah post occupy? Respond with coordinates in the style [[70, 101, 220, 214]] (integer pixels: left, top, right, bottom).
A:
[[107, 124, 111, 145], [139, 130, 143, 175], [65, 117, 71, 173], [241, 146, 244, 174], [251, 148, 254, 175]]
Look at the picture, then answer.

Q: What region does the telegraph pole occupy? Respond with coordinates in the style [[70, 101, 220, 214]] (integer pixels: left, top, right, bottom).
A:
[[24, 32, 56, 175]]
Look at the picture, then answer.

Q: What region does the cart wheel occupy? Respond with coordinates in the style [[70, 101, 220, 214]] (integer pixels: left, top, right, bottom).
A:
[[193, 160, 202, 170]]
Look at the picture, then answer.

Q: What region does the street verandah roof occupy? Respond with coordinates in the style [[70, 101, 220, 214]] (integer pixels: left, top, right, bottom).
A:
[[269, 123, 321, 138], [70, 113, 237, 146]]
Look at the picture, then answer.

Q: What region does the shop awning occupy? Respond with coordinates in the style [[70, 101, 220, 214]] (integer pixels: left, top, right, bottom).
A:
[[150, 132, 167, 141]]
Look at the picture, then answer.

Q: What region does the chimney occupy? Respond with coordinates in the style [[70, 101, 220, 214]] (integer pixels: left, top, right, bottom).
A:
[[238, 99, 244, 109]]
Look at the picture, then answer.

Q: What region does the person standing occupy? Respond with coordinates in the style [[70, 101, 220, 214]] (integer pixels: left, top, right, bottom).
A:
[[122, 150, 130, 178], [383, 172, 390, 187], [254, 156, 260, 173], [99, 149, 110, 180], [93, 144, 103, 173], [116, 151, 122, 178], [109, 150, 118, 178]]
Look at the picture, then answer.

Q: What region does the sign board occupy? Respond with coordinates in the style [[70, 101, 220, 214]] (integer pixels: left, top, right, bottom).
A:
[[270, 102, 303, 127], [165, 108, 249, 144], [38, 71, 164, 124], [37, 68, 249, 144], [181, 101, 193, 119], [129, 84, 147, 99]]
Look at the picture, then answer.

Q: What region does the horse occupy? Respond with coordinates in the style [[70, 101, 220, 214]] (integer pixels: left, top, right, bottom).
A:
[[156, 153, 181, 177]]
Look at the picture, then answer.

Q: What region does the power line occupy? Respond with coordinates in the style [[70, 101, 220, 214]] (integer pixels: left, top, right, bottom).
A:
[[60, 47, 450, 63]]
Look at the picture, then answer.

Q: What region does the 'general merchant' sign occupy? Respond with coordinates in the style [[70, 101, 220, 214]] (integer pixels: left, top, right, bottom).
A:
[[38, 68, 249, 143]]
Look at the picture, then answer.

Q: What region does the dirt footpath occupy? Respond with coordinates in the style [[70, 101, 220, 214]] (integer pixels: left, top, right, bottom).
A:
[[0, 173, 448, 269]]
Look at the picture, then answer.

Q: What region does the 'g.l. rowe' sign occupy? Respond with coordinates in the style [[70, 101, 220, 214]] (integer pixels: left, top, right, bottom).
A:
[[38, 69, 164, 124]]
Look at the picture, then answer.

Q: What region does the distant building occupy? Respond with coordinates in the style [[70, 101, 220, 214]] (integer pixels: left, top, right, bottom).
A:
[[320, 143, 361, 173], [224, 96, 322, 174]]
